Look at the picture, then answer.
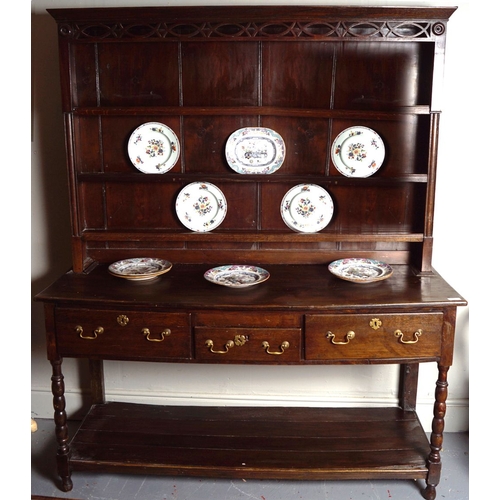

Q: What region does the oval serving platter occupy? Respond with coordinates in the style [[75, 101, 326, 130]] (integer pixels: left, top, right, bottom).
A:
[[204, 265, 270, 288], [331, 126, 385, 178], [128, 122, 180, 174], [108, 257, 173, 281], [328, 258, 393, 284], [225, 127, 286, 174]]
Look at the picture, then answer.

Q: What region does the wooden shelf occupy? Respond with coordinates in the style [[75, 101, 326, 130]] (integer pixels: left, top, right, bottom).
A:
[[70, 403, 430, 480], [73, 105, 433, 118], [81, 229, 424, 243], [77, 172, 429, 184]]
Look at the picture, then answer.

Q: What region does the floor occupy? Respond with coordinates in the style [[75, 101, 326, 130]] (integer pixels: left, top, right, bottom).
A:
[[32, 418, 469, 500]]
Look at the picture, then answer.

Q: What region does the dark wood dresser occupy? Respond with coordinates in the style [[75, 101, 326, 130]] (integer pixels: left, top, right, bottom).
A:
[[36, 7, 466, 500]]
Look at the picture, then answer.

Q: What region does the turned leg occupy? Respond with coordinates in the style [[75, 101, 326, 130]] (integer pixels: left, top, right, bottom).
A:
[[51, 358, 73, 492], [423, 364, 449, 500]]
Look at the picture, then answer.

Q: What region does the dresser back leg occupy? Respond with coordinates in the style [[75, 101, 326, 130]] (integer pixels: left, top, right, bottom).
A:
[[51, 358, 73, 492]]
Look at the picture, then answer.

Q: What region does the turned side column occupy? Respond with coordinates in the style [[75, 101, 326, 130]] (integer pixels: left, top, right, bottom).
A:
[[423, 364, 449, 500], [51, 358, 73, 492]]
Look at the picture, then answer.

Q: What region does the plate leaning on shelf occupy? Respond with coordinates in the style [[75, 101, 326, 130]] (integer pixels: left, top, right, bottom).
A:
[[204, 265, 270, 288], [128, 122, 180, 174], [225, 127, 285, 174], [328, 258, 393, 284], [108, 257, 173, 281], [331, 126, 385, 178], [280, 184, 334, 233], [175, 182, 227, 232]]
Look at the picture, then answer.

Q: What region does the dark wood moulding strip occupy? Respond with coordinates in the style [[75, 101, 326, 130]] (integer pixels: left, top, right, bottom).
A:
[[81, 229, 424, 243], [73, 105, 431, 118], [76, 173, 429, 184]]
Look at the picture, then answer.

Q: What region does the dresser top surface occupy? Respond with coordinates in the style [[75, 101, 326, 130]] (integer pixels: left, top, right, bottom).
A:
[[36, 264, 465, 311]]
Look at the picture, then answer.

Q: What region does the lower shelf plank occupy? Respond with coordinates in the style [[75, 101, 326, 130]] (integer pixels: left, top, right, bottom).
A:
[[68, 403, 430, 481]]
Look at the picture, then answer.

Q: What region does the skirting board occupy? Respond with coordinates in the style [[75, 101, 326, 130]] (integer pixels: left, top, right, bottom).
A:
[[31, 388, 469, 433]]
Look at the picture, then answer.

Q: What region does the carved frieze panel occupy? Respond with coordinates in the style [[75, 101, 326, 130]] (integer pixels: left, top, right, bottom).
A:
[[58, 20, 446, 41]]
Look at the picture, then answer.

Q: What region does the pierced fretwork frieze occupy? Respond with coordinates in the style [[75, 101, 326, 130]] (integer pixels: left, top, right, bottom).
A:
[[58, 20, 446, 41]]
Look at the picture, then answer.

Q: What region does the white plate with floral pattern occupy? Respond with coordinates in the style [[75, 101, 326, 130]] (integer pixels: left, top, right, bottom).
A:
[[108, 257, 173, 280], [280, 184, 334, 233], [175, 182, 227, 232], [331, 126, 385, 178], [225, 127, 286, 174], [128, 122, 180, 174], [328, 258, 393, 283], [204, 265, 270, 288]]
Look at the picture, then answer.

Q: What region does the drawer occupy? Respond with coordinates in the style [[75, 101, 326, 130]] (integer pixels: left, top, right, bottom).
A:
[[195, 327, 302, 362], [305, 313, 443, 361], [55, 308, 191, 360]]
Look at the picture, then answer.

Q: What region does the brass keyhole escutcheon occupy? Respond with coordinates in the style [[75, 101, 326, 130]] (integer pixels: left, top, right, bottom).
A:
[[370, 318, 382, 330], [117, 315, 129, 326], [234, 334, 248, 346]]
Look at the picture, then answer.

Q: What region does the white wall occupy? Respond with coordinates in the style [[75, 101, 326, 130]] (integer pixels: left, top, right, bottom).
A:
[[31, 0, 476, 434]]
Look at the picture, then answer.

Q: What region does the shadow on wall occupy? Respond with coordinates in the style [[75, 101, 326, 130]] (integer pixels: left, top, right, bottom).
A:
[[31, 12, 89, 403]]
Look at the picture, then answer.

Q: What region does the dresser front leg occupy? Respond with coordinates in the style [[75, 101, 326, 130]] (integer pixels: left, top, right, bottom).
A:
[[51, 358, 73, 492], [423, 364, 449, 500]]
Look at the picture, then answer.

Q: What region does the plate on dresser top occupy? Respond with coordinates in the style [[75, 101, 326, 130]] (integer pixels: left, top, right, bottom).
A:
[[328, 258, 393, 284], [128, 122, 180, 174], [204, 265, 270, 288], [108, 257, 173, 280], [225, 127, 286, 174], [331, 126, 385, 178], [175, 181, 227, 232], [280, 184, 334, 233]]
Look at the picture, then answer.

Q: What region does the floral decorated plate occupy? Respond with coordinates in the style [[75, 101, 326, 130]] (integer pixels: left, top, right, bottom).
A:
[[328, 258, 393, 284], [280, 184, 334, 233], [204, 265, 270, 288], [108, 257, 173, 280], [331, 126, 385, 178], [175, 182, 227, 232], [225, 127, 285, 174], [128, 122, 180, 174]]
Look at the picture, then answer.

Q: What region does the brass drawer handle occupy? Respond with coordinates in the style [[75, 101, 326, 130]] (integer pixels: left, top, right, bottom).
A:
[[77, 325, 104, 340], [261, 341, 290, 355], [394, 329, 422, 344], [326, 330, 355, 345], [206, 339, 235, 354], [142, 328, 171, 342]]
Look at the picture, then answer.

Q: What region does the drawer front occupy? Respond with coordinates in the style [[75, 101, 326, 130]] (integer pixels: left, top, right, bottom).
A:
[[55, 308, 191, 360], [305, 313, 443, 361], [195, 327, 302, 362]]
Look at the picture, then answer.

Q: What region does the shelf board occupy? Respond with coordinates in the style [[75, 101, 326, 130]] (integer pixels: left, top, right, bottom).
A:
[[73, 105, 432, 118], [81, 229, 424, 243], [69, 403, 430, 480], [77, 172, 429, 184]]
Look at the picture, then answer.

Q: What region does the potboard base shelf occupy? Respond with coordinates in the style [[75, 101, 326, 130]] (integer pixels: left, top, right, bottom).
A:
[[67, 402, 430, 481]]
